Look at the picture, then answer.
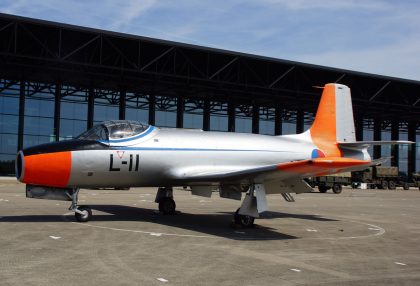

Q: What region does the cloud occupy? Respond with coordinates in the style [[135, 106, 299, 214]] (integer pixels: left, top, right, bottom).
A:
[[106, 0, 158, 31], [259, 0, 390, 10], [296, 35, 420, 80]]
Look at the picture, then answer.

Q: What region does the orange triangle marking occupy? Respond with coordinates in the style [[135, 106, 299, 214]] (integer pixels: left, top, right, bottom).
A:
[[116, 151, 125, 159]]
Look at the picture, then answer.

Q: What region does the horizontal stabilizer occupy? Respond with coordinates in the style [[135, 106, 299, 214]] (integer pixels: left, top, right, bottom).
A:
[[338, 140, 414, 148]]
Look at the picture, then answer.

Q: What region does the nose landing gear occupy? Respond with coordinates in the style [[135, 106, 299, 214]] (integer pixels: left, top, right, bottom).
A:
[[68, 188, 93, 222]]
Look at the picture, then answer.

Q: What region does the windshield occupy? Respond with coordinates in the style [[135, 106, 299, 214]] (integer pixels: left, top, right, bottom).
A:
[[76, 120, 149, 141]]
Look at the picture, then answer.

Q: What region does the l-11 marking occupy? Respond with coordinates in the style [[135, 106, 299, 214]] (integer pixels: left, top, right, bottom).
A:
[[109, 153, 139, 172]]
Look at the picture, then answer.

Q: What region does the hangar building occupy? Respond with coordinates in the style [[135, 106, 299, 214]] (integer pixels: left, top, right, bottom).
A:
[[0, 13, 419, 176]]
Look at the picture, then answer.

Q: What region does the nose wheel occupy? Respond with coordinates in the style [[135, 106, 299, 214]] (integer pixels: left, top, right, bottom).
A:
[[75, 206, 92, 222], [68, 188, 93, 223]]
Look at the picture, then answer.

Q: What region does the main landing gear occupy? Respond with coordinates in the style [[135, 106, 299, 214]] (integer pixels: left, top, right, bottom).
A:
[[69, 188, 92, 223], [155, 187, 176, 215], [234, 208, 255, 228], [233, 185, 260, 228]]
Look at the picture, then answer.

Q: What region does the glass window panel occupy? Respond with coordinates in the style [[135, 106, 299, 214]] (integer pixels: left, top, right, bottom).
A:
[[304, 112, 314, 132], [210, 102, 228, 131], [399, 132, 408, 176], [282, 122, 295, 135], [94, 104, 119, 123], [0, 96, 19, 115], [235, 106, 252, 133], [25, 98, 54, 117], [210, 116, 228, 131], [126, 93, 149, 123], [184, 113, 203, 129], [126, 108, 149, 123], [155, 96, 177, 128], [61, 101, 88, 119], [236, 117, 252, 133], [381, 131, 391, 166], [259, 120, 274, 135], [24, 117, 54, 136], [155, 110, 177, 127], [363, 128, 374, 158], [60, 119, 87, 140], [23, 135, 55, 148], [0, 134, 18, 154], [183, 100, 203, 129], [0, 115, 19, 134]]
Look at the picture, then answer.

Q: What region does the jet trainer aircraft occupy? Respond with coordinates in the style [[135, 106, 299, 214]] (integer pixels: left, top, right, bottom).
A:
[[16, 83, 412, 227]]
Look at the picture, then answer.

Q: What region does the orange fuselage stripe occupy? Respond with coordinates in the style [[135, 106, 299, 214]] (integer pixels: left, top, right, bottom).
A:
[[22, 152, 72, 188], [310, 84, 342, 157], [277, 157, 369, 176]]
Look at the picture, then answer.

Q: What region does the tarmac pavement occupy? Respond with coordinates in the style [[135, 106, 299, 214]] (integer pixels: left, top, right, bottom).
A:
[[0, 180, 420, 285]]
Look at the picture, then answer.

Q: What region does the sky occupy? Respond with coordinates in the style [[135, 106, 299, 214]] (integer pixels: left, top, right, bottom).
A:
[[1, 0, 419, 80]]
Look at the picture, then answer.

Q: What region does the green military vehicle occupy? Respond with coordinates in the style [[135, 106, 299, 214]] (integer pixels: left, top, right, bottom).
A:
[[407, 173, 420, 190], [352, 166, 416, 190], [306, 172, 352, 194]]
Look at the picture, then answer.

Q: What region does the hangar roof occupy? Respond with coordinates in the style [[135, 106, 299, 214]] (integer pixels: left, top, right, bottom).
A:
[[0, 13, 419, 124]]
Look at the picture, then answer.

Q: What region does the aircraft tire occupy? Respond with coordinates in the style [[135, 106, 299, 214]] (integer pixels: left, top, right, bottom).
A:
[[75, 206, 92, 223], [234, 208, 255, 228], [159, 198, 176, 215]]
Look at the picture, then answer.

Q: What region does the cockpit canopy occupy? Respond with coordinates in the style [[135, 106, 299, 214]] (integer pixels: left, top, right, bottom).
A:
[[76, 120, 149, 141]]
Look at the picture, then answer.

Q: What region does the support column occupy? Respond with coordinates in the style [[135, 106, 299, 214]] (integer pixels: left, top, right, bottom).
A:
[[176, 96, 183, 128], [373, 118, 382, 159], [275, 106, 282, 135], [17, 80, 25, 151], [148, 94, 155, 126], [54, 83, 61, 141], [87, 87, 94, 130], [228, 101, 235, 132], [355, 116, 364, 141], [391, 120, 399, 167], [252, 104, 259, 134], [407, 121, 416, 177], [119, 90, 126, 120], [203, 99, 210, 131], [296, 110, 304, 134]]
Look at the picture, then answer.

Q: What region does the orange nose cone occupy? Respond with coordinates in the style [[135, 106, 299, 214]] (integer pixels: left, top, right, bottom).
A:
[[21, 151, 72, 188]]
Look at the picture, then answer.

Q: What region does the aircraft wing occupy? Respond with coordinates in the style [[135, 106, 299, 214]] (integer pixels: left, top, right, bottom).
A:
[[173, 157, 386, 191]]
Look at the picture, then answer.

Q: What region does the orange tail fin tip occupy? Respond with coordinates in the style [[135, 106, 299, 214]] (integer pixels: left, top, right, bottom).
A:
[[309, 84, 356, 158]]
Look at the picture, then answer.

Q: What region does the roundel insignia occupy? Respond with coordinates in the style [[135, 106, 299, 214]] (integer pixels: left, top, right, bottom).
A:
[[311, 149, 326, 159]]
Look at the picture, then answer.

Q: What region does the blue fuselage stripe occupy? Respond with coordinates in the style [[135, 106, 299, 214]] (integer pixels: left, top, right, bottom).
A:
[[111, 147, 288, 152]]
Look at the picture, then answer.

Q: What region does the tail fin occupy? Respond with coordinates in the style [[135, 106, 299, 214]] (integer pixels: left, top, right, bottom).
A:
[[309, 83, 356, 157]]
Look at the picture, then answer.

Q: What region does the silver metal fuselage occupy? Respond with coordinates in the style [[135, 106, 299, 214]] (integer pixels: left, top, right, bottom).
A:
[[68, 127, 316, 188]]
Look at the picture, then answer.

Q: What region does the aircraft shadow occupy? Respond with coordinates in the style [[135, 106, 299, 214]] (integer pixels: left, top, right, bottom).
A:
[[0, 205, 339, 241]]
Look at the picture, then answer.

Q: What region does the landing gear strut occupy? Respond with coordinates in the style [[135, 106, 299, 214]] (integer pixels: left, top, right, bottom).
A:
[[68, 188, 92, 223], [234, 185, 257, 228], [155, 187, 176, 215]]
